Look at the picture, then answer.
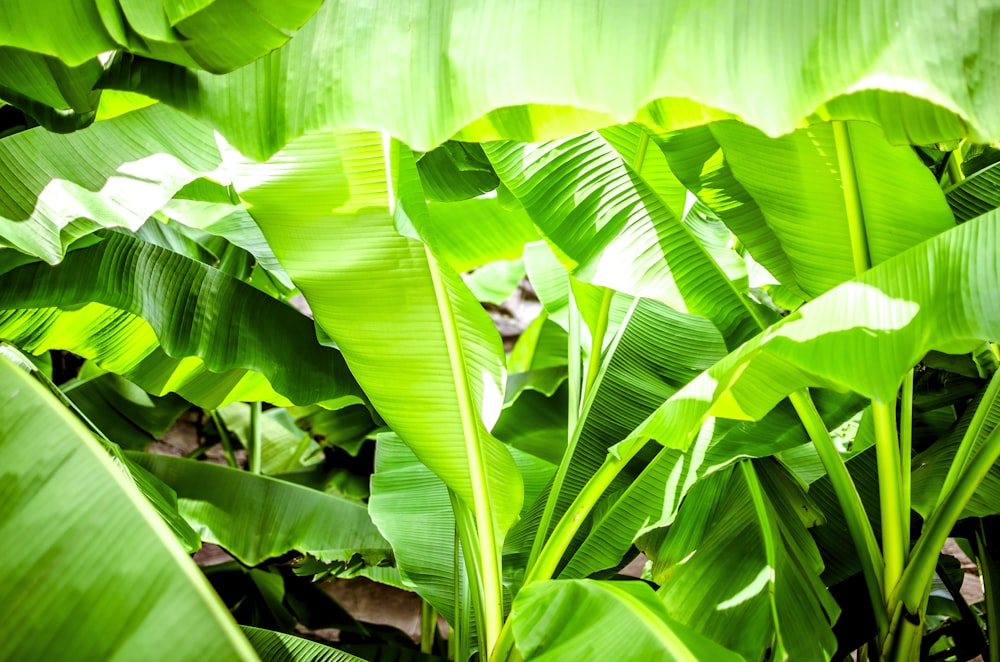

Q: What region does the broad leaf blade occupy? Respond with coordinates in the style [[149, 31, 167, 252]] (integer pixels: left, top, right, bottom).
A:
[[0, 354, 256, 660], [512, 579, 742, 661], [0, 104, 222, 262], [130, 452, 391, 568], [241, 626, 366, 662], [0, 231, 363, 408], [222, 129, 523, 548]]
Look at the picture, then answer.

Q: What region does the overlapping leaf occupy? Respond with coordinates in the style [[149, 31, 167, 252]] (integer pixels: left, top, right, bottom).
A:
[[131, 453, 390, 568], [644, 461, 839, 661], [0, 0, 320, 72], [627, 213, 1000, 458], [658, 121, 955, 298], [221, 129, 523, 549], [512, 579, 742, 661], [0, 103, 221, 262], [0, 355, 256, 660], [0, 231, 363, 408], [487, 132, 764, 348], [241, 627, 366, 662], [106, 0, 1000, 158]]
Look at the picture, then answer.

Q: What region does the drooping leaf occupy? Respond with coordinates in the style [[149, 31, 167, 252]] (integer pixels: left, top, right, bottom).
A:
[[0, 103, 222, 262], [62, 368, 191, 450], [417, 141, 499, 202], [1, 342, 201, 552], [645, 461, 839, 662], [560, 389, 861, 580], [130, 452, 391, 568], [487, 132, 765, 348], [108, 1, 1000, 158], [0, 354, 256, 660], [0, 0, 321, 72], [625, 211, 1000, 462], [369, 433, 461, 627], [946, 160, 1000, 223], [0, 47, 102, 132], [0, 231, 364, 408], [241, 626, 367, 662], [512, 579, 743, 662], [704, 121, 955, 297]]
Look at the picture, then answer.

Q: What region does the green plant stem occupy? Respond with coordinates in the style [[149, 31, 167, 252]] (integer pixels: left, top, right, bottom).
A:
[[526, 289, 584, 571], [872, 399, 906, 600], [527, 288, 615, 572], [946, 145, 965, 185], [450, 490, 487, 658], [249, 401, 262, 475], [210, 411, 238, 468], [832, 121, 872, 275], [975, 519, 1000, 662], [420, 600, 437, 654], [491, 437, 648, 662], [900, 371, 914, 549], [526, 436, 647, 585], [567, 287, 583, 430], [936, 369, 1000, 509], [426, 246, 505, 654], [789, 389, 888, 635], [583, 289, 614, 399], [895, 424, 1000, 614]]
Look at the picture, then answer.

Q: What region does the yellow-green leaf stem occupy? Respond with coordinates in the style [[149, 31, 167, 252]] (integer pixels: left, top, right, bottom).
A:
[[872, 400, 906, 600], [789, 390, 887, 632], [895, 423, 1000, 614], [832, 121, 873, 275], [900, 370, 914, 547], [583, 289, 614, 398], [420, 601, 437, 654], [428, 248, 505, 653], [249, 401, 262, 475]]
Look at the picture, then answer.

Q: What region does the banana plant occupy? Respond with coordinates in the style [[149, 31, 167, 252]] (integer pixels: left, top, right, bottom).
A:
[[5, 2, 1000, 661]]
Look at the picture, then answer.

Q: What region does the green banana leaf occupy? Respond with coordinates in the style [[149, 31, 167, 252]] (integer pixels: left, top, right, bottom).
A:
[[62, 368, 191, 450], [0, 231, 364, 408], [242, 627, 366, 662], [911, 376, 1000, 520], [512, 579, 743, 661], [0, 0, 320, 72], [0, 354, 256, 660], [423, 195, 538, 273], [369, 433, 462, 626], [416, 141, 499, 202], [662, 120, 955, 298], [222, 130, 523, 549], [946, 160, 1000, 223], [129, 452, 391, 568], [161, 178, 294, 288], [0, 103, 221, 262], [560, 389, 861, 581], [0, 47, 101, 131], [486, 132, 765, 348], [628, 212, 1000, 454], [644, 461, 838, 662], [217, 403, 324, 475], [1, 343, 202, 552], [106, 1, 998, 158], [505, 297, 729, 559]]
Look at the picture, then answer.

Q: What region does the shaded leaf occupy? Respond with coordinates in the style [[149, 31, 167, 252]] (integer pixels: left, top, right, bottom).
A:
[[0, 354, 255, 660]]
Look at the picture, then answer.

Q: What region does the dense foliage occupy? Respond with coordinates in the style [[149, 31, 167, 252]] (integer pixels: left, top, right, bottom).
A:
[[3, 2, 1000, 660]]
